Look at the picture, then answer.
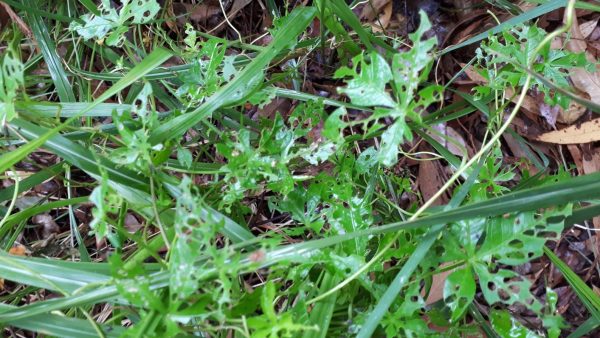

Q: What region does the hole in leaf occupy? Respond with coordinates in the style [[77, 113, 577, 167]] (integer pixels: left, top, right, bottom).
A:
[[508, 239, 523, 249], [499, 290, 510, 301]]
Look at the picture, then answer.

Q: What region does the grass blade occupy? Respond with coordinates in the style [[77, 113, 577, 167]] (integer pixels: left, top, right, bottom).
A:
[[16, 101, 133, 117], [0, 162, 63, 202], [148, 7, 316, 145], [0, 251, 110, 293], [27, 10, 76, 102], [0, 303, 123, 338], [358, 159, 483, 337], [1, 48, 172, 174], [544, 247, 600, 329], [442, 0, 564, 54], [10, 119, 151, 193], [328, 0, 394, 53]]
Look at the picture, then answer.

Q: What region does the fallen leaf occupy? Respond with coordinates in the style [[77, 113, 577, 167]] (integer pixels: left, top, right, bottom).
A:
[[579, 19, 599, 39], [418, 158, 447, 206], [363, 1, 392, 33], [539, 103, 560, 128], [8, 243, 27, 256], [32, 214, 60, 238], [557, 99, 588, 124], [565, 15, 600, 118], [360, 0, 388, 21], [429, 123, 467, 157], [0, 1, 33, 39], [566, 144, 584, 175], [536, 117, 600, 144], [425, 262, 455, 305]]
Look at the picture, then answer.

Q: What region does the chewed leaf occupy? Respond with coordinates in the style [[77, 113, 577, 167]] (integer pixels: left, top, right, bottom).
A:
[[336, 52, 395, 108], [70, 15, 114, 40], [0, 46, 24, 123], [474, 263, 543, 313], [378, 118, 409, 167], [477, 205, 571, 265], [443, 267, 475, 322], [70, 0, 159, 46], [356, 147, 378, 174], [122, 0, 160, 23]]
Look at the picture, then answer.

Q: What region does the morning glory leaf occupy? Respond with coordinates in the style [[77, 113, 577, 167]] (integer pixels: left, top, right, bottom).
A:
[[335, 52, 395, 108], [70, 0, 159, 46], [378, 118, 409, 167]]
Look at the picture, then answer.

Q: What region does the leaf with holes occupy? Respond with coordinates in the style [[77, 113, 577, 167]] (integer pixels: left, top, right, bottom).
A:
[[378, 119, 410, 166], [474, 263, 542, 313], [0, 41, 24, 124], [70, 0, 159, 46], [489, 309, 542, 338], [334, 52, 395, 108], [476, 205, 572, 265], [443, 267, 476, 322]]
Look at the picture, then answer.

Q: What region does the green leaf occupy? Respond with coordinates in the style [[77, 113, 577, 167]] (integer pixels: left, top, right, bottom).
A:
[[0, 48, 172, 175], [442, 0, 565, 54], [177, 146, 193, 168], [148, 7, 317, 145], [377, 119, 408, 166], [0, 40, 24, 124], [335, 52, 395, 108], [444, 267, 476, 322], [490, 309, 542, 338], [476, 205, 571, 265], [28, 9, 76, 102], [474, 263, 542, 313], [70, 0, 159, 46]]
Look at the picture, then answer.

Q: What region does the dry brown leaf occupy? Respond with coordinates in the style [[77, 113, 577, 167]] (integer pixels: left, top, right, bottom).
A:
[[566, 144, 584, 175], [582, 147, 600, 174], [580, 19, 599, 39], [557, 99, 588, 124], [32, 214, 60, 238], [8, 244, 27, 256], [536, 117, 600, 144], [363, 1, 392, 33], [429, 123, 467, 157], [418, 159, 447, 206], [359, 0, 388, 21], [424, 262, 456, 305], [581, 146, 600, 246], [565, 15, 600, 115], [0, 1, 32, 39], [418, 157, 452, 305]]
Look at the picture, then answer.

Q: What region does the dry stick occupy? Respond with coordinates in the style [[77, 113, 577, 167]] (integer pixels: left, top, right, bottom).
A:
[[307, 0, 577, 305]]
